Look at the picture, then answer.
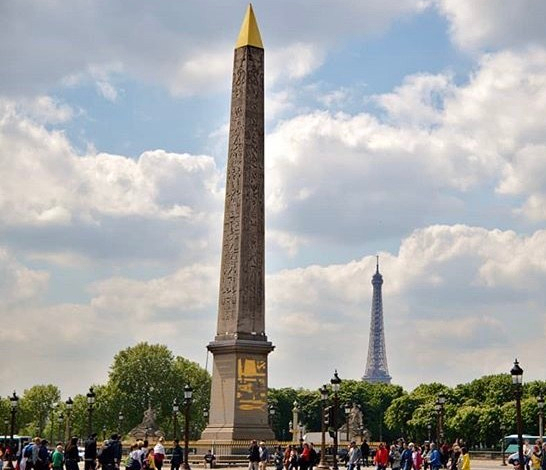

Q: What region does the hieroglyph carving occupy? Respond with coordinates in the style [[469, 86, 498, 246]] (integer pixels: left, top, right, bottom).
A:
[[217, 45, 265, 336]]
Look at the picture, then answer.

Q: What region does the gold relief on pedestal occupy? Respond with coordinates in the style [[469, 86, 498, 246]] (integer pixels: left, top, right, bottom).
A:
[[236, 357, 267, 411]]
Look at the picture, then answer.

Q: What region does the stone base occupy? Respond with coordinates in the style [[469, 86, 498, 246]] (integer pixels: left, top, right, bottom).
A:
[[201, 338, 275, 443], [200, 423, 275, 442]]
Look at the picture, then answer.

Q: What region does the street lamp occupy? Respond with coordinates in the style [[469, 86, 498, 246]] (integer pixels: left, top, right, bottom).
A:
[[65, 397, 73, 441], [344, 403, 352, 442], [317, 385, 330, 470], [86, 387, 96, 436], [330, 371, 342, 470], [427, 423, 432, 443], [9, 391, 19, 444], [57, 413, 64, 444], [537, 393, 544, 442], [435, 392, 446, 443], [511, 359, 524, 470], [173, 398, 180, 440], [3, 417, 8, 443], [269, 404, 276, 429], [118, 411, 124, 436], [183, 384, 193, 470], [202, 407, 209, 425]]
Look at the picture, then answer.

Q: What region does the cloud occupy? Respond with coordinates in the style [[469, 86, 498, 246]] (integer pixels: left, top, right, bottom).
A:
[[264, 48, 546, 251], [0, 0, 425, 98], [435, 0, 546, 52], [0, 247, 49, 309], [0, 99, 223, 262]]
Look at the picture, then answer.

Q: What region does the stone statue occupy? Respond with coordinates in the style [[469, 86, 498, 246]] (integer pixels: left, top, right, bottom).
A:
[[128, 406, 164, 440], [348, 403, 364, 440]]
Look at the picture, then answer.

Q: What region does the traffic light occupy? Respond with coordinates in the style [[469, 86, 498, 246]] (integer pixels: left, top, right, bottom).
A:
[[323, 406, 332, 426]]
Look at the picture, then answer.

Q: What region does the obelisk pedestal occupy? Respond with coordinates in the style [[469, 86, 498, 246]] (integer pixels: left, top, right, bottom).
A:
[[200, 5, 275, 442]]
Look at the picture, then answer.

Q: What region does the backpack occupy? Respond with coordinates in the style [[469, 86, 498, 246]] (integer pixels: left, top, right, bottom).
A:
[[98, 443, 114, 465], [23, 444, 34, 459]]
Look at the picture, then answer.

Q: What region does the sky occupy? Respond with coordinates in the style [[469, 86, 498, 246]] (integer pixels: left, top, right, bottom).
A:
[[1, 0, 546, 399]]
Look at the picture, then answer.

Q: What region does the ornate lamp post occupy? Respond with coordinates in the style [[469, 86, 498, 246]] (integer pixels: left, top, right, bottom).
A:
[[9, 391, 19, 444], [202, 407, 209, 426], [183, 384, 193, 470], [344, 403, 351, 442], [511, 359, 524, 470], [330, 371, 342, 470], [269, 404, 276, 429], [118, 411, 124, 436], [537, 393, 544, 442], [65, 397, 73, 441], [49, 403, 57, 445], [102, 425, 107, 441], [435, 392, 446, 443], [3, 417, 8, 442], [57, 413, 64, 444], [86, 387, 96, 436], [173, 399, 180, 440], [317, 385, 330, 470], [427, 423, 432, 443]]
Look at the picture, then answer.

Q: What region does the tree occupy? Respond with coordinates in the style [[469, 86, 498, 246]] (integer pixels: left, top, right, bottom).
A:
[[18, 385, 60, 436]]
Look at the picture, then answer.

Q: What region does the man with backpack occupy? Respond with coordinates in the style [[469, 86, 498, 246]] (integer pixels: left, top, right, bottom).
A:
[[428, 444, 442, 470], [98, 439, 116, 470]]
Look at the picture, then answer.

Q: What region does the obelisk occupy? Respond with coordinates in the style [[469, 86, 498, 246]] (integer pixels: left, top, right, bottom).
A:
[[200, 4, 275, 442]]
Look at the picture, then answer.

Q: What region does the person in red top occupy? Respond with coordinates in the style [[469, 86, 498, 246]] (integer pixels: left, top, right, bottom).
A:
[[374, 443, 389, 470], [299, 443, 311, 470]]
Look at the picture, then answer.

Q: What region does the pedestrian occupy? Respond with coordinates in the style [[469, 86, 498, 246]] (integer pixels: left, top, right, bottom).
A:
[[298, 444, 311, 470], [361, 440, 370, 467], [171, 440, 183, 470], [347, 442, 362, 470], [374, 443, 389, 470], [203, 449, 216, 469], [308, 443, 318, 470], [259, 442, 270, 470], [126, 444, 142, 470], [428, 444, 441, 470], [412, 445, 423, 470], [248, 440, 260, 470], [65, 437, 80, 470], [153, 438, 165, 470], [422, 443, 430, 470], [51, 445, 64, 470], [459, 448, 469, 470], [449, 446, 460, 470], [390, 444, 401, 470], [401, 444, 413, 470], [273, 447, 284, 470], [84, 434, 98, 470], [97, 439, 115, 470]]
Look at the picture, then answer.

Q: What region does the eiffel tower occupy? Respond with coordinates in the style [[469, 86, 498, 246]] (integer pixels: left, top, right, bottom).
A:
[[362, 256, 392, 384]]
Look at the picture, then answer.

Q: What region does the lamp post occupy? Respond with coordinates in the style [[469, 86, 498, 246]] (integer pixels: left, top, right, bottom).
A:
[[183, 384, 193, 470], [3, 417, 8, 443], [9, 391, 19, 444], [269, 404, 276, 431], [50, 403, 57, 445], [500, 424, 507, 466], [537, 393, 544, 442], [102, 426, 106, 441], [435, 392, 446, 444], [330, 371, 341, 470], [203, 407, 209, 426], [344, 403, 351, 442], [427, 423, 432, 443], [118, 411, 124, 436], [317, 384, 330, 470], [511, 359, 524, 470], [173, 399, 180, 441], [66, 397, 73, 441], [86, 387, 96, 436], [57, 413, 64, 444]]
